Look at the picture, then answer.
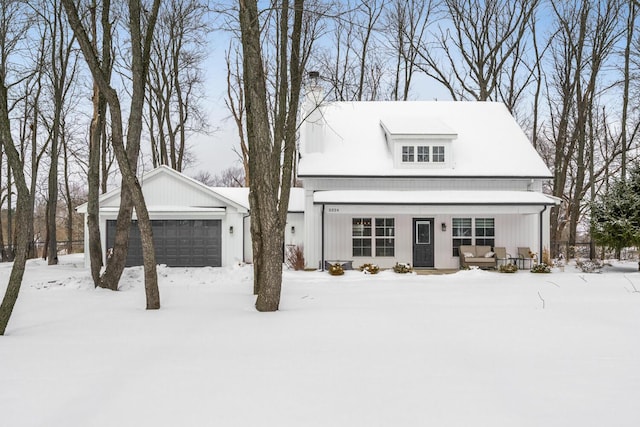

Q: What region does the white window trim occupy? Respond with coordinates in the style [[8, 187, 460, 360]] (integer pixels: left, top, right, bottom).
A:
[[400, 144, 446, 164], [352, 217, 395, 258]]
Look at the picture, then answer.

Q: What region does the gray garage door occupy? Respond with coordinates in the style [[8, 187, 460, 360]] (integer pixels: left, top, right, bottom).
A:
[[106, 219, 222, 267]]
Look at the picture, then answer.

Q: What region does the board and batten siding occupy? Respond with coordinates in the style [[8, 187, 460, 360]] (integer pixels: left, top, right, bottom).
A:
[[302, 177, 544, 193], [242, 212, 305, 264], [319, 208, 545, 270]]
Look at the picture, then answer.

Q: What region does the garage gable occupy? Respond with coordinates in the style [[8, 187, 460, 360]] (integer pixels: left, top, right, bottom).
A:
[[97, 166, 247, 213]]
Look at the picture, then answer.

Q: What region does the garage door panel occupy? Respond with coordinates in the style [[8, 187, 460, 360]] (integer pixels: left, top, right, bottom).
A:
[[106, 219, 222, 267]]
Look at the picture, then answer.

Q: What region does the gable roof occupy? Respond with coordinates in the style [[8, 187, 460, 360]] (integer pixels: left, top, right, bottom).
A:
[[76, 165, 304, 214], [298, 101, 552, 178], [212, 187, 305, 212]]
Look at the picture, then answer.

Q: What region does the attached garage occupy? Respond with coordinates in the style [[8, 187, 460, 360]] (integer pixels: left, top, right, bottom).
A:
[[77, 165, 305, 269], [106, 219, 222, 267]]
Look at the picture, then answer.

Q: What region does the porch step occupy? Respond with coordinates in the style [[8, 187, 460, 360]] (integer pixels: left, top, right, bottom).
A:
[[413, 269, 458, 275]]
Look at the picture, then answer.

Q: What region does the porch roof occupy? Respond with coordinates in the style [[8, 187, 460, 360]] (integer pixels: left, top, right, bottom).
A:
[[313, 190, 558, 206]]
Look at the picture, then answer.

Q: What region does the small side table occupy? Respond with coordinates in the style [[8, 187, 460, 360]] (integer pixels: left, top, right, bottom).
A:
[[513, 257, 533, 270], [496, 258, 512, 268]]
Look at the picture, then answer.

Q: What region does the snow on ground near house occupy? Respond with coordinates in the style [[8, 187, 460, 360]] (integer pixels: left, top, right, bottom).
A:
[[1, 255, 639, 427]]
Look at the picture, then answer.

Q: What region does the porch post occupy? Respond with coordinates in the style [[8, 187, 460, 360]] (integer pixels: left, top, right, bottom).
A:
[[539, 205, 548, 264], [321, 204, 325, 270]]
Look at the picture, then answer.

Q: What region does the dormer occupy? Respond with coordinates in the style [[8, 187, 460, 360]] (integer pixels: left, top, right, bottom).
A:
[[380, 116, 457, 169]]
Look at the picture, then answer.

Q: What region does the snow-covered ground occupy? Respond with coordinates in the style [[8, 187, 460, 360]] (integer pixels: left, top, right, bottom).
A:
[[1, 254, 639, 427]]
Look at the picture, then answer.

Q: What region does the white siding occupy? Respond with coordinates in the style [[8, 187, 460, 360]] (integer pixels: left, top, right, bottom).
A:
[[303, 177, 543, 192], [243, 212, 306, 265], [303, 190, 323, 269], [317, 208, 547, 270]]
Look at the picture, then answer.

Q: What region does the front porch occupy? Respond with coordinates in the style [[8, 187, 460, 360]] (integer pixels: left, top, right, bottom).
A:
[[308, 195, 554, 270]]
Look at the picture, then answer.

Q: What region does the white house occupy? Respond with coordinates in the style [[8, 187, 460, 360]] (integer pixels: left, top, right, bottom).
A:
[[78, 97, 555, 272], [298, 90, 557, 270], [77, 165, 304, 268]]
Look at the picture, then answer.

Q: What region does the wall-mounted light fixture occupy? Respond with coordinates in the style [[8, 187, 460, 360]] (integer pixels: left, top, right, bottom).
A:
[[229, 226, 234, 234], [291, 226, 296, 234], [441, 222, 447, 232]]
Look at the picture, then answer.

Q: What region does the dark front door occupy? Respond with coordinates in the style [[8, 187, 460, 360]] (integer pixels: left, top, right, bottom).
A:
[[413, 218, 434, 268]]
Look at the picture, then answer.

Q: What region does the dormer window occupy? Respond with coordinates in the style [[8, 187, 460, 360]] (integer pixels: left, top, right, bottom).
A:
[[417, 146, 429, 162], [402, 145, 446, 164], [432, 146, 445, 162], [381, 116, 457, 170], [402, 146, 414, 162]]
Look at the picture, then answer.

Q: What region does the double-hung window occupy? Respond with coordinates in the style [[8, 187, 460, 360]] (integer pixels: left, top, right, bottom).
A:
[[452, 218, 472, 256], [452, 217, 496, 256], [352, 217, 394, 257], [375, 218, 395, 257], [475, 218, 495, 247], [352, 218, 372, 256]]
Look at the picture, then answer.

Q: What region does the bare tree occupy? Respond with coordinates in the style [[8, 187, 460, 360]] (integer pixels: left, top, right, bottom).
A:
[[238, 0, 309, 311], [0, 0, 47, 334], [62, 0, 161, 308], [84, 0, 114, 285], [544, 0, 625, 256], [145, 0, 209, 172], [224, 43, 250, 185], [414, 0, 539, 110], [314, 0, 386, 101], [29, 0, 80, 265], [384, 0, 434, 101], [191, 166, 245, 187], [621, 0, 637, 179]]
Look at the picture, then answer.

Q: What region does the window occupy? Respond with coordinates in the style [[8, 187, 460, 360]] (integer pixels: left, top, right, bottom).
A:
[[352, 217, 394, 257], [475, 218, 495, 247], [452, 217, 496, 256], [352, 218, 372, 257], [402, 146, 414, 162], [417, 146, 429, 162], [432, 146, 445, 162], [400, 144, 445, 164], [452, 218, 472, 256], [375, 218, 395, 257]]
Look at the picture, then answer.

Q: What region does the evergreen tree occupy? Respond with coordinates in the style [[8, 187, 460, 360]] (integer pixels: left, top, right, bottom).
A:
[[591, 165, 640, 265]]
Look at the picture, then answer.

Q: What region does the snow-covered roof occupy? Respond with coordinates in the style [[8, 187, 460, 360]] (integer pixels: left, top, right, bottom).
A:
[[210, 187, 305, 212], [313, 190, 558, 206], [380, 116, 457, 138], [298, 101, 552, 178], [76, 166, 305, 214]]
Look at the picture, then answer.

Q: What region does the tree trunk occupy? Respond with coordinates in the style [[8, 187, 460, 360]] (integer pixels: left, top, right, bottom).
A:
[[0, 189, 33, 335], [239, 0, 306, 311], [47, 135, 59, 264], [62, 0, 161, 309], [86, 0, 111, 286], [6, 164, 13, 261], [0, 76, 35, 334], [87, 86, 106, 285], [62, 136, 73, 254], [621, 2, 635, 179]]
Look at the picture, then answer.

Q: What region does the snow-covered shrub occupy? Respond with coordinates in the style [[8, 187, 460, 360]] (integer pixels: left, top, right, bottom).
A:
[[393, 262, 413, 274], [499, 263, 518, 273], [531, 263, 551, 273], [359, 263, 380, 274], [576, 259, 602, 273], [328, 263, 344, 276]]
